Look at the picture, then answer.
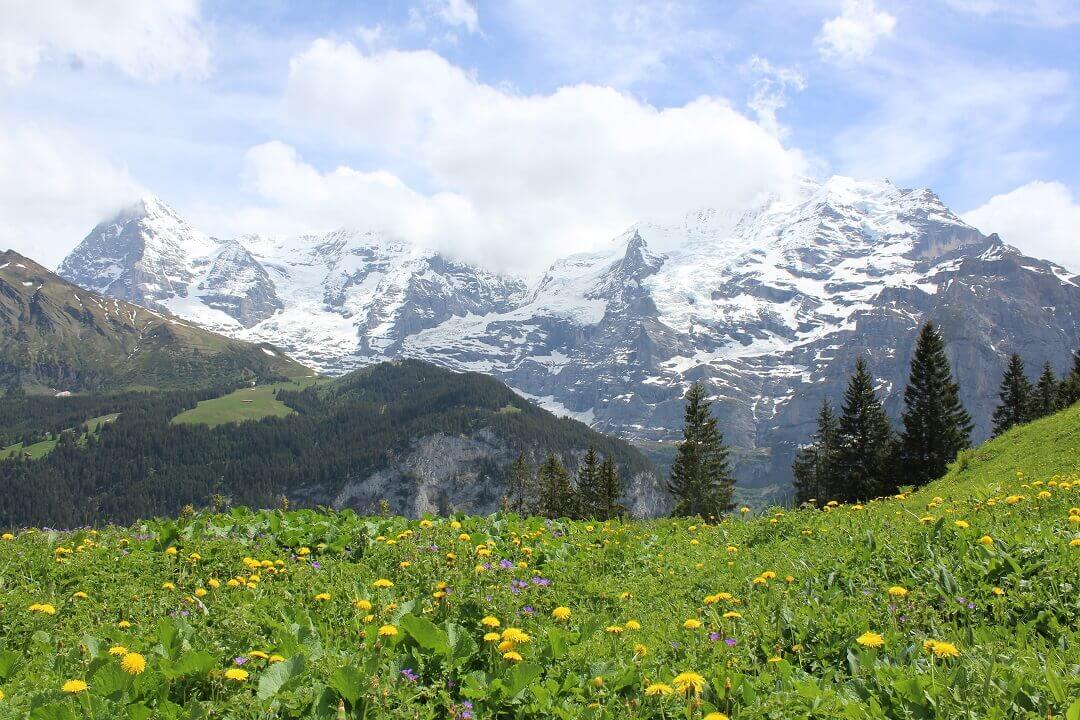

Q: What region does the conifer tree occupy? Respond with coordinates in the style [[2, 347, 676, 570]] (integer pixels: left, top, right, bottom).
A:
[[992, 354, 1033, 436], [537, 453, 574, 518], [792, 398, 840, 504], [899, 323, 972, 487], [1059, 350, 1080, 409], [506, 452, 533, 515], [667, 382, 735, 517], [1032, 362, 1058, 419], [597, 455, 625, 520], [575, 446, 602, 518], [836, 358, 896, 501]]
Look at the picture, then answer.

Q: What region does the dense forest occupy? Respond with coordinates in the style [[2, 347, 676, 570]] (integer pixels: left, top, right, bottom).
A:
[[0, 361, 655, 527]]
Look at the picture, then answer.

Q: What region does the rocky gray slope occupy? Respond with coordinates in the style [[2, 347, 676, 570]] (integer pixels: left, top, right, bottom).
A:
[[59, 178, 1080, 498]]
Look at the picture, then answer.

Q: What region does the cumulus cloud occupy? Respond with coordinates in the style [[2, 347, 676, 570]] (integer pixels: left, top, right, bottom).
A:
[[432, 0, 479, 33], [815, 0, 896, 63], [963, 181, 1080, 272], [261, 40, 805, 272], [0, 122, 143, 267], [0, 0, 209, 84]]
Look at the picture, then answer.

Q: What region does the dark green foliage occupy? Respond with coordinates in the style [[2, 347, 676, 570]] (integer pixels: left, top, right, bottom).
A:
[[0, 360, 654, 527], [992, 354, 1034, 436], [667, 382, 735, 518], [575, 447, 624, 520], [597, 455, 625, 520], [537, 453, 574, 518], [1060, 350, 1080, 408], [834, 358, 896, 502], [792, 399, 840, 504], [898, 323, 972, 488], [1032, 362, 1058, 419], [505, 452, 535, 515]]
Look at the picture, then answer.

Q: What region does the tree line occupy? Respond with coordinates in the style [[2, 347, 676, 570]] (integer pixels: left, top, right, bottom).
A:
[[792, 323, 1080, 505], [503, 447, 626, 520]]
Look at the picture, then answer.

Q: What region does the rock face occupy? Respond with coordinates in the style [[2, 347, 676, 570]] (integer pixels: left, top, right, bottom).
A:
[[59, 178, 1080, 498]]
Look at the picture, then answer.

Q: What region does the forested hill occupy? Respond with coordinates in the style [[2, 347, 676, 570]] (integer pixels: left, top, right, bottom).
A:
[[0, 360, 664, 527], [0, 250, 309, 393]]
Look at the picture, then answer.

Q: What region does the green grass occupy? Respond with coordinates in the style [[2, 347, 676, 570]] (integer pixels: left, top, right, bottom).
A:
[[171, 377, 325, 428], [0, 412, 119, 460], [0, 406, 1076, 719]]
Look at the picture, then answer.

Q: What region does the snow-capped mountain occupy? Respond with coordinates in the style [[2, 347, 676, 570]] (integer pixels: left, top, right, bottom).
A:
[[58, 178, 1080, 497]]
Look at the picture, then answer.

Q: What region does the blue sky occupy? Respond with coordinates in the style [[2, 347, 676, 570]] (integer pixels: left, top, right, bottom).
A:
[[1, 0, 1077, 271]]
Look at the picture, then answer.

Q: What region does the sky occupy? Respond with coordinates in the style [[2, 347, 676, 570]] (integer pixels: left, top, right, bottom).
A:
[[1, 0, 1077, 273]]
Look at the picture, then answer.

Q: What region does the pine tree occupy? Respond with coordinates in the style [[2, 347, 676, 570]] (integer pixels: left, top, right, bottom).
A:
[[792, 398, 839, 504], [836, 358, 896, 502], [992, 354, 1033, 436], [575, 446, 602, 518], [537, 453, 573, 518], [667, 382, 735, 517], [597, 455, 625, 520], [506, 452, 533, 515], [1032, 362, 1058, 419], [1059, 350, 1080, 409], [899, 323, 972, 487]]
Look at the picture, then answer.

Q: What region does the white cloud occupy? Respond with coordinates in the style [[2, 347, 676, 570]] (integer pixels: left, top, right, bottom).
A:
[[945, 0, 1080, 28], [0, 122, 143, 268], [834, 64, 1069, 184], [433, 0, 479, 33], [265, 40, 805, 272], [815, 0, 896, 63], [742, 56, 806, 138], [963, 181, 1080, 272], [0, 0, 209, 84]]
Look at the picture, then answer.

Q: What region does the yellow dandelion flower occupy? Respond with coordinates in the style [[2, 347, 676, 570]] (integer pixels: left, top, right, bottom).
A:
[[682, 618, 702, 630], [704, 714, 730, 720], [378, 625, 398, 637], [72, 591, 88, 599], [954, 520, 969, 529], [481, 616, 501, 628], [61, 680, 88, 694], [117, 620, 132, 629], [120, 653, 147, 676], [194, 587, 207, 598], [501, 627, 530, 644], [605, 625, 624, 634], [313, 593, 331, 601], [978, 535, 994, 545], [269, 655, 285, 663], [372, 578, 394, 589], [552, 607, 572, 621], [887, 586, 909, 598], [633, 643, 648, 657], [164, 546, 178, 556], [224, 668, 248, 682], [672, 671, 706, 696], [108, 645, 129, 656], [856, 631, 884, 648], [625, 619, 641, 631], [483, 632, 501, 643], [354, 599, 373, 611], [502, 651, 523, 662], [992, 587, 1005, 596], [248, 651, 269, 660], [722, 611, 742, 619], [644, 683, 673, 696]]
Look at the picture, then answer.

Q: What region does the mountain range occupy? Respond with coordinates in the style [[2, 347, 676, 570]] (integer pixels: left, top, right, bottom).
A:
[[56, 177, 1080, 496]]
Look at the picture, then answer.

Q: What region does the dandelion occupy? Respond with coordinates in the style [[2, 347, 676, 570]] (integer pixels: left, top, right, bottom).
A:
[[483, 632, 501, 643], [269, 655, 285, 663], [162, 582, 176, 591], [888, 586, 909, 598], [954, 520, 970, 529], [925, 640, 960, 658], [28, 603, 57, 615], [722, 611, 741, 619], [313, 592, 331, 601], [992, 587, 1005, 596], [481, 616, 501, 628], [683, 618, 702, 630], [625, 619, 641, 631], [378, 625, 398, 638], [552, 606, 571, 621], [978, 535, 994, 546], [672, 671, 706, 696], [605, 625, 624, 634], [120, 652, 147, 675], [856, 631, 885, 648], [224, 668, 248, 682], [372, 578, 394, 589], [108, 645, 129, 656], [72, 591, 88, 599], [165, 546, 178, 556], [118, 620, 132, 629], [704, 714, 729, 720], [644, 683, 673, 696], [502, 651, 523, 662], [1, 533, 13, 541], [633, 643, 648, 657], [501, 628, 531, 644], [61, 680, 88, 694]]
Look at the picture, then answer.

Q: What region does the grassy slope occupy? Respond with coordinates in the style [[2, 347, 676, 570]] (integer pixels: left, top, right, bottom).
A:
[[0, 412, 119, 460], [0, 407, 1076, 719], [171, 377, 326, 427]]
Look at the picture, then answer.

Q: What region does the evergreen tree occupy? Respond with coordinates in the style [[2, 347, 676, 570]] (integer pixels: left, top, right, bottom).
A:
[[792, 399, 840, 504], [575, 446, 602, 518], [1059, 350, 1080, 409], [597, 455, 625, 520], [836, 358, 896, 501], [506, 452, 534, 515], [992, 354, 1033, 436], [537, 453, 574, 518], [667, 382, 735, 517], [1032, 362, 1058, 419], [899, 323, 972, 487]]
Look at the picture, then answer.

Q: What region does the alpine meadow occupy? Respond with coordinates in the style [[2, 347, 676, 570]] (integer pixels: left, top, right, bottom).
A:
[[2, 2, 1079, 719]]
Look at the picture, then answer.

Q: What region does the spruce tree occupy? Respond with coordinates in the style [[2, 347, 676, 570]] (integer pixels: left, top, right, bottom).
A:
[[667, 382, 735, 517], [506, 452, 533, 515], [1059, 350, 1080, 409], [792, 399, 839, 504], [899, 323, 972, 487], [597, 455, 625, 520], [992, 354, 1033, 436], [537, 453, 573, 518], [575, 446, 602, 518], [836, 358, 895, 501], [1032, 362, 1058, 419]]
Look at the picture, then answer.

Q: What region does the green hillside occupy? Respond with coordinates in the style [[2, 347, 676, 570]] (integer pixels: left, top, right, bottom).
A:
[[0, 250, 309, 393], [0, 405, 1075, 719], [171, 377, 327, 427]]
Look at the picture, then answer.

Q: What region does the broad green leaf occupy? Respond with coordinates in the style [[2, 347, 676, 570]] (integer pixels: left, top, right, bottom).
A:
[[257, 654, 306, 701], [329, 665, 366, 707], [400, 614, 448, 655]]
